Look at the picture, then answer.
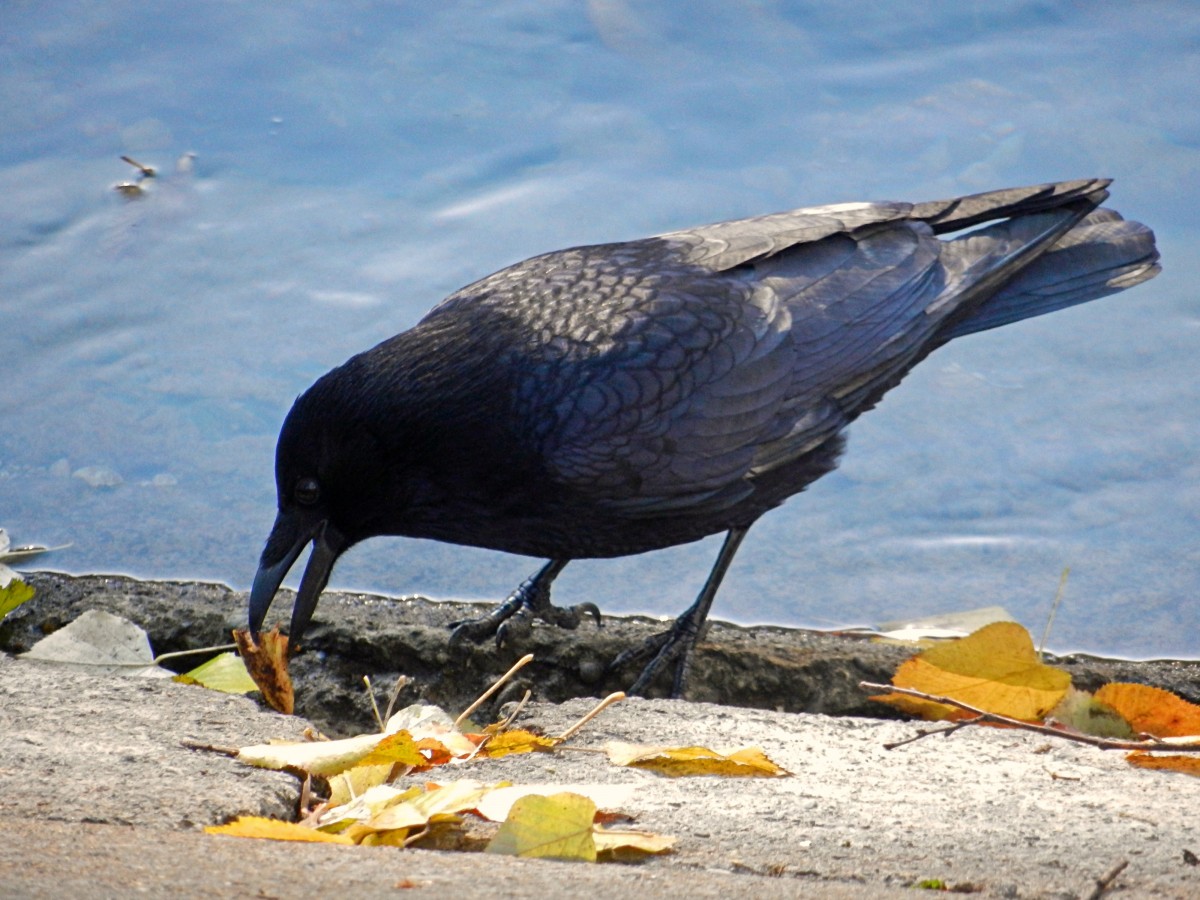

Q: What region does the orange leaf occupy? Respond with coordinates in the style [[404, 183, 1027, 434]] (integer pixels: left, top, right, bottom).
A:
[[206, 816, 354, 844], [1094, 684, 1200, 738], [1126, 752, 1200, 777], [233, 627, 294, 714], [871, 621, 1069, 722], [415, 737, 455, 766]]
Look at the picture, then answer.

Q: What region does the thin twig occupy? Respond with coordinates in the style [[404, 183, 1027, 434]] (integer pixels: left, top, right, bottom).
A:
[[861, 682, 1200, 752], [298, 773, 312, 818], [497, 689, 532, 731], [454, 654, 535, 730], [1038, 567, 1070, 658], [1083, 859, 1128, 900], [557, 692, 626, 741], [363, 675, 384, 731], [179, 740, 238, 756], [383, 675, 410, 722], [882, 719, 979, 750]]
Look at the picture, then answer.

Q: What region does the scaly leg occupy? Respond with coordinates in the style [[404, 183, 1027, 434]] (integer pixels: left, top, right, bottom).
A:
[[449, 558, 600, 647], [609, 526, 750, 697]]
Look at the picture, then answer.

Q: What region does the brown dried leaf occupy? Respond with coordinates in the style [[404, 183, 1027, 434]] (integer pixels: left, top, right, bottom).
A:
[[233, 627, 294, 714]]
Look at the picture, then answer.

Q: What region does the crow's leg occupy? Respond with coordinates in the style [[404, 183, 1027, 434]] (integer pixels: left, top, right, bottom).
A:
[[609, 526, 750, 698], [448, 558, 599, 647]]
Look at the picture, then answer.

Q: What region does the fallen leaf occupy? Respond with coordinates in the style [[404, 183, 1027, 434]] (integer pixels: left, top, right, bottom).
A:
[[356, 731, 426, 768], [237, 703, 479, 777], [19, 609, 170, 677], [479, 729, 558, 759], [205, 816, 355, 844], [475, 783, 636, 822], [320, 780, 500, 844], [319, 784, 424, 833], [233, 627, 294, 714], [486, 792, 598, 861], [328, 763, 396, 807], [174, 652, 259, 695], [0, 577, 34, 620], [593, 826, 676, 858], [238, 732, 396, 777], [1125, 753, 1200, 777], [1047, 687, 1135, 739], [871, 622, 1070, 721], [1094, 683, 1200, 738], [603, 741, 790, 777]]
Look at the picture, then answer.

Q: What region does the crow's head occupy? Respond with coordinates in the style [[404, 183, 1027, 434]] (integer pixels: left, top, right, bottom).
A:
[[248, 360, 398, 648]]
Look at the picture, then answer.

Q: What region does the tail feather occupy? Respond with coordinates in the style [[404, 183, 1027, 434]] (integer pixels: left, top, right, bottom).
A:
[[939, 210, 1159, 341]]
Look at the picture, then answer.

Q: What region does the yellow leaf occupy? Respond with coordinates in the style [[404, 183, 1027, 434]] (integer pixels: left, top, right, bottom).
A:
[[486, 792, 598, 861], [1094, 684, 1200, 738], [480, 729, 558, 759], [871, 621, 1070, 722], [174, 652, 259, 695], [1125, 752, 1200, 777], [233, 627, 294, 715], [205, 816, 354, 844], [0, 578, 34, 620], [475, 783, 634, 822], [321, 780, 495, 838], [603, 741, 790, 777], [593, 827, 676, 858], [318, 784, 422, 833], [328, 764, 395, 807], [356, 730, 425, 767], [238, 732, 391, 776]]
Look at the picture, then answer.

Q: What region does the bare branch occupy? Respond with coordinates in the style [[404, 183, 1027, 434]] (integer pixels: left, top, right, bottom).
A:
[[860, 682, 1200, 752]]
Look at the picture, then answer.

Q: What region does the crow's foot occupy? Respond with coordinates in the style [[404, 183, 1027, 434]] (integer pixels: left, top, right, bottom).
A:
[[607, 609, 704, 698], [448, 559, 599, 648]]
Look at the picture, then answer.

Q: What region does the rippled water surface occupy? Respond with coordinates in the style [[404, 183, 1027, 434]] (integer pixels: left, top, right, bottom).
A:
[[2, 2, 1197, 657]]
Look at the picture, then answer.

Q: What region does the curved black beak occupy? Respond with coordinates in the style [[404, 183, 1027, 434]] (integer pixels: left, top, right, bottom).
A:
[[248, 513, 346, 651]]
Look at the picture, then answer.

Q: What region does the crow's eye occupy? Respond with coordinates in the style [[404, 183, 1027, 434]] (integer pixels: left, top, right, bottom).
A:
[[293, 477, 320, 506]]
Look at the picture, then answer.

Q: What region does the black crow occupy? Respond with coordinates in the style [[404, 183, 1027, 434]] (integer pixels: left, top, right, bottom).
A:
[[249, 179, 1159, 696]]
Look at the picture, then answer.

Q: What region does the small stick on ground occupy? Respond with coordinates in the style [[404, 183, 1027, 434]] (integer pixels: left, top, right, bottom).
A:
[[363, 675, 384, 730], [455, 654, 534, 730], [1083, 859, 1128, 900], [558, 692, 626, 742], [496, 689, 532, 731], [860, 682, 1200, 752], [383, 675, 410, 722]]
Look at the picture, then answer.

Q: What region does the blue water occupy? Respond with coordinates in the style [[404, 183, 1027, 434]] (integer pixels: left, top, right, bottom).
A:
[[2, 1, 1197, 658]]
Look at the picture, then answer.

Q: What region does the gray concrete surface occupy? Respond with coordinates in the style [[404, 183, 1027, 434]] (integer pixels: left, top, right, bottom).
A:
[[1, 653, 1197, 898]]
